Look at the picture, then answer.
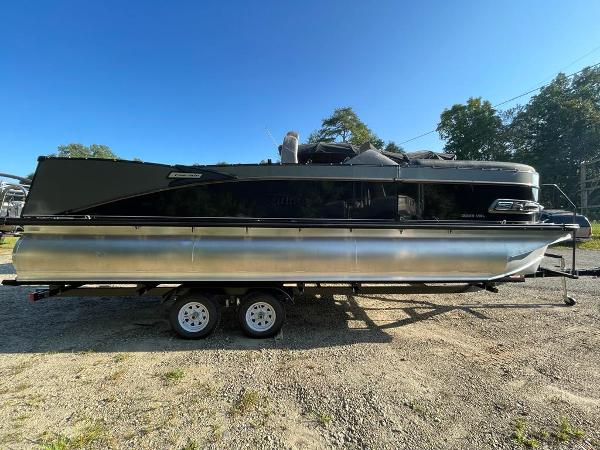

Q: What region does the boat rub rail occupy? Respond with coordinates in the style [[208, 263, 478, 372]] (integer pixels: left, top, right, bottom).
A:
[[1, 216, 579, 231]]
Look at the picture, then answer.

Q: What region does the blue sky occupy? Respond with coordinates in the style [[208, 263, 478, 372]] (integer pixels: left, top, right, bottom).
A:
[[2, 1, 600, 177]]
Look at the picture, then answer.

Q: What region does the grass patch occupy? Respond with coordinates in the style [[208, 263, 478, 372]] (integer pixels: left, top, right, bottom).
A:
[[113, 353, 129, 363], [103, 394, 118, 403], [555, 221, 600, 250], [513, 418, 539, 448], [25, 392, 45, 407], [39, 435, 70, 450], [163, 369, 185, 382], [231, 389, 263, 416], [10, 359, 35, 375], [180, 438, 200, 450], [11, 382, 31, 393], [550, 220, 600, 250], [312, 410, 333, 427], [554, 416, 584, 442], [210, 423, 224, 443], [64, 420, 106, 447], [0, 432, 22, 446], [77, 348, 96, 355], [38, 420, 106, 449], [576, 238, 600, 250], [0, 235, 17, 254], [407, 400, 425, 414], [556, 238, 600, 250], [107, 369, 126, 382]]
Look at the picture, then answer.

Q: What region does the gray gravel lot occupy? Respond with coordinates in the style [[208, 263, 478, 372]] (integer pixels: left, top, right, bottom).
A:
[[0, 248, 598, 449]]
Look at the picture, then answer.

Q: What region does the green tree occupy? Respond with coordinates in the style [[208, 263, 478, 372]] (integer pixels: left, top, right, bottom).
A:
[[383, 141, 404, 153], [509, 68, 600, 200], [53, 143, 118, 159], [437, 97, 508, 161], [308, 107, 384, 148]]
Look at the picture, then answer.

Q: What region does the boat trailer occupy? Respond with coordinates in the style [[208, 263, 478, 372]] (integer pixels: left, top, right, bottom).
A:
[[2, 246, 598, 338]]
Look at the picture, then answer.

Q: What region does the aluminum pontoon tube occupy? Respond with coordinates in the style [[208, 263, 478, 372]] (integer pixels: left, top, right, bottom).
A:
[[12, 225, 572, 283]]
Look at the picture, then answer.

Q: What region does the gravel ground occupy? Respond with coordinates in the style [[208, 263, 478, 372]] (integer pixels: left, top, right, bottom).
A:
[[0, 248, 598, 449]]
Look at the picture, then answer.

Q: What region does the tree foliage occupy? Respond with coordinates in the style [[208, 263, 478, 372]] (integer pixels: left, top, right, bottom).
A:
[[53, 143, 118, 159], [308, 107, 384, 148], [25, 144, 118, 181], [383, 141, 404, 153], [509, 69, 600, 200], [437, 97, 508, 161], [435, 65, 600, 201]]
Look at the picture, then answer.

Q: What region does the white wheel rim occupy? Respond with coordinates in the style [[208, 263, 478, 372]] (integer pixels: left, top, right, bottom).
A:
[[178, 301, 210, 333], [245, 301, 276, 332]]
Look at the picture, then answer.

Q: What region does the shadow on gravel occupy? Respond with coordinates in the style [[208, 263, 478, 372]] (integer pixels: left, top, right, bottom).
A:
[[0, 286, 568, 354], [356, 294, 565, 328]]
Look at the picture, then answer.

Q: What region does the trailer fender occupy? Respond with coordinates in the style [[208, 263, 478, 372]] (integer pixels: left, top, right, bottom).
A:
[[244, 287, 294, 305]]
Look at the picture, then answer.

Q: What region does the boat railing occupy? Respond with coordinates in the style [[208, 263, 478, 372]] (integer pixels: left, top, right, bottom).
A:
[[541, 183, 577, 275]]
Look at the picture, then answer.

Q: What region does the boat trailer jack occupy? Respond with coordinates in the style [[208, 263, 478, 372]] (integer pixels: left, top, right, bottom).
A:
[[526, 252, 600, 306]]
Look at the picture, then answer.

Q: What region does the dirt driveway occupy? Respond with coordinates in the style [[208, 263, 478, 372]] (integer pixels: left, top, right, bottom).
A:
[[0, 249, 598, 449]]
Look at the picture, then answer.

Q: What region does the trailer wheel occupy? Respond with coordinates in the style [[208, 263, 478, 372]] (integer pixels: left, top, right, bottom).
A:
[[238, 292, 285, 338], [170, 294, 220, 339]]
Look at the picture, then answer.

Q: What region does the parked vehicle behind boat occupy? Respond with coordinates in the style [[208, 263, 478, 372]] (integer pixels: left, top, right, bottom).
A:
[[540, 210, 593, 241]]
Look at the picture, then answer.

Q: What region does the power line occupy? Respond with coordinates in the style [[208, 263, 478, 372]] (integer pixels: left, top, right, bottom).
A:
[[494, 61, 600, 107], [398, 60, 600, 146], [524, 44, 600, 91], [397, 129, 437, 145]]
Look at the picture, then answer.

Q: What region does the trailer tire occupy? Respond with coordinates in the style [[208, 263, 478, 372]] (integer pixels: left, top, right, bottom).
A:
[[238, 292, 285, 338], [170, 294, 220, 339]]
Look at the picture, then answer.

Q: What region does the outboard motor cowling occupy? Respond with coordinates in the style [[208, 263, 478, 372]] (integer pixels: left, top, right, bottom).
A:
[[280, 131, 299, 164]]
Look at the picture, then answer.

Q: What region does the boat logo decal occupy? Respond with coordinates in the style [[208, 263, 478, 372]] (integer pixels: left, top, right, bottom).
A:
[[168, 172, 203, 179]]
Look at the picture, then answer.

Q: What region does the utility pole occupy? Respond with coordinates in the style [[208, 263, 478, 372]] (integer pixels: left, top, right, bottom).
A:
[[580, 158, 600, 219], [581, 161, 587, 216]]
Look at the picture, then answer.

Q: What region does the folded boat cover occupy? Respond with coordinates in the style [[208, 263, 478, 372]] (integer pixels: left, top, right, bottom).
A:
[[343, 149, 399, 166], [296, 142, 455, 164], [406, 150, 456, 160], [297, 142, 359, 164]]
